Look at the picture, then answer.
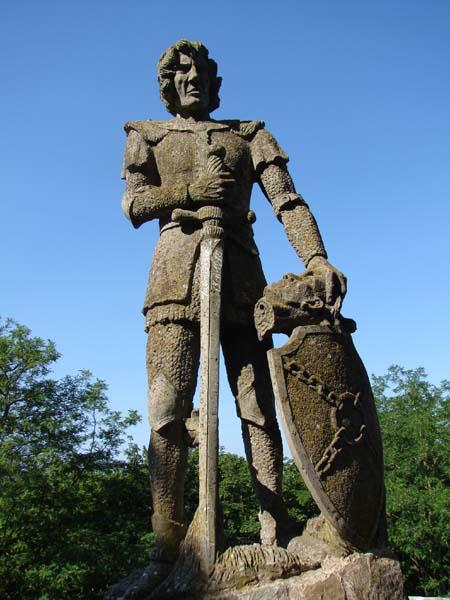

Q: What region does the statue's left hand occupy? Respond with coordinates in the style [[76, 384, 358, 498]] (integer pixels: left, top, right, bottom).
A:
[[305, 256, 347, 315]]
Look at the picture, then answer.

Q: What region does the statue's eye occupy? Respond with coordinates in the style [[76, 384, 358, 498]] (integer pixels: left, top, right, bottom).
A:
[[177, 56, 192, 73]]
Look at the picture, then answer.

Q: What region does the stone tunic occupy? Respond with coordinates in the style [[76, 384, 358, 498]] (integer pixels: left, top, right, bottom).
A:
[[121, 119, 289, 326]]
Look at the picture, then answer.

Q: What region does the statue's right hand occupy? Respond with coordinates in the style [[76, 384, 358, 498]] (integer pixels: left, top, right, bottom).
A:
[[188, 173, 235, 205]]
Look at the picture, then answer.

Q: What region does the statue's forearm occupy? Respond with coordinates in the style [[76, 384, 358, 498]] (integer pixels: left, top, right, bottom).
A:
[[279, 206, 327, 266], [259, 164, 327, 266], [122, 173, 190, 228]]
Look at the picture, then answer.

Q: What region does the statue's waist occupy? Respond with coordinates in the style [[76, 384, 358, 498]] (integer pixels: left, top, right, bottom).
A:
[[158, 211, 259, 256], [159, 208, 256, 234]]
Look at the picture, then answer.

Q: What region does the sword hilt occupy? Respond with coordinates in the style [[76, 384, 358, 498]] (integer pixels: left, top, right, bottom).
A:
[[171, 205, 224, 240]]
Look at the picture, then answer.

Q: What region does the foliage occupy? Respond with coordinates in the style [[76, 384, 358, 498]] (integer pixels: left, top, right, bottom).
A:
[[373, 365, 450, 596], [1, 319, 448, 597], [183, 448, 262, 547], [0, 318, 151, 600], [283, 459, 318, 525], [218, 449, 259, 545], [220, 450, 316, 547]]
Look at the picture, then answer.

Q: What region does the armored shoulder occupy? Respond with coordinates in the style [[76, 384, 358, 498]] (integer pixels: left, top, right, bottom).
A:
[[217, 119, 265, 140], [124, 120, 169, 146], [216, 120, 288, 172], [249, 126, 289, 174], [121, 127, 147, 179], [121, 120, 171, 179]]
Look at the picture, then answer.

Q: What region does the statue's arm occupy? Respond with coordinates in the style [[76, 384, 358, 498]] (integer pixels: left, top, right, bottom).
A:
[[255, 137, 346, 313], [258, 163, 327, 267], [121, 129, 190, 228]]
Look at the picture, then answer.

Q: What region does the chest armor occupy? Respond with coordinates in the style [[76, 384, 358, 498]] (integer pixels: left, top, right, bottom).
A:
[[123, 119, 274, 319], [152, 128, 254, 214]]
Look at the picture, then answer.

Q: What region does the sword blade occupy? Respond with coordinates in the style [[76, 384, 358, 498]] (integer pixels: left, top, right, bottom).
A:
[[198, 234, 223, 575]]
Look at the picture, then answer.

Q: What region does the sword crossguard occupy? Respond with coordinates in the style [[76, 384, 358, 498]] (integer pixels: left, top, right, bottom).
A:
[[171, 206, 224, 240]]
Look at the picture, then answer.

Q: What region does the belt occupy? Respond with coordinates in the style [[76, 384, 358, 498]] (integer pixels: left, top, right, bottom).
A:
[[159, 209, 256, 235]]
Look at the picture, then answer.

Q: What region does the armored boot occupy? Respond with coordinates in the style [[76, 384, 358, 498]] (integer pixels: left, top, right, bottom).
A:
[[102, 512, 186, 600], [242, 419, 301, 547], [150, 513, 187, 562], [138, 422, 189, 595]]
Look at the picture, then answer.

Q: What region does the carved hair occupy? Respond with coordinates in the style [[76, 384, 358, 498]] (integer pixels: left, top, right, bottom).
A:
[[157, 39, 222, 116]]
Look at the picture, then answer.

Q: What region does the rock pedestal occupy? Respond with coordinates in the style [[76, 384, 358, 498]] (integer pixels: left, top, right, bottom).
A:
[[208, 552, 404, 600], [105, 516, 404, 599], [203, 517, 403, 600]]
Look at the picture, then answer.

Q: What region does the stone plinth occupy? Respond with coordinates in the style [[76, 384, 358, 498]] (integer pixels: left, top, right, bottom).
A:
[[208, 552, 404, 600]]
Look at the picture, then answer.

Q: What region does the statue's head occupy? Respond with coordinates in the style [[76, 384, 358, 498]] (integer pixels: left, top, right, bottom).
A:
[[157, 40, 222, 118]]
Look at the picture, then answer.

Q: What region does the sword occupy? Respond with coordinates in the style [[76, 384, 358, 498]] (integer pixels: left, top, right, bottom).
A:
[[172, 175, 225, 578], [198, 205, 223, 575], [156, 152, 257, 595]]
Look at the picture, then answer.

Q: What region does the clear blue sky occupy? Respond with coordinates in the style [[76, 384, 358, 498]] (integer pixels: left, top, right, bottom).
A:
[[1, 0, 449, 455]]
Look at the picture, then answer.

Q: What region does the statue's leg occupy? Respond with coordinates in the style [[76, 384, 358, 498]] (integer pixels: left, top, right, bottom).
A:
[[221, 323, 293, 546], [146, 320, 200, 561]]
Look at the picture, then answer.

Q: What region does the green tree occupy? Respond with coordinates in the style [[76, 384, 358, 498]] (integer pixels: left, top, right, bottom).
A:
[[373, 365, 449, 596], [186, 449, 316, 549], [182, 448, 261, 547], [0, 318, 152, 600], [282, 459, 318, 525], [218, 451, 316, 547], [2, 318, 448, 597], [218, 450, 259, 545]]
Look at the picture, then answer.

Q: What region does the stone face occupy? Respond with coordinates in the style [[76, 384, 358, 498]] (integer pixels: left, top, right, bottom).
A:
[[207, 553, 404, 600]]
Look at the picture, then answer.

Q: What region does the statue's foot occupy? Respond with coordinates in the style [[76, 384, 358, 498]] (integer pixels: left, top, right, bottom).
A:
[[104, 558, 175, 600], [277, 517, 304, 548], [287, 515, 351, 563], [259, 509, 303, 548]]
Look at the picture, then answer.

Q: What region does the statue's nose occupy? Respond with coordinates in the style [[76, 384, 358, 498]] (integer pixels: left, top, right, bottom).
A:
[[188, 64, 199, 82]]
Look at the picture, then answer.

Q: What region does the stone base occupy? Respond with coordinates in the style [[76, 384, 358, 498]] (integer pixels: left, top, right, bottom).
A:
[[105, 517, 403, 599], [105, 549, 403, 600], [208, 552, 404, 600]]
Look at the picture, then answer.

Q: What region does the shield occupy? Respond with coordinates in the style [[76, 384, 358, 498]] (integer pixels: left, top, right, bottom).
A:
[[268, 323, 385, 549]]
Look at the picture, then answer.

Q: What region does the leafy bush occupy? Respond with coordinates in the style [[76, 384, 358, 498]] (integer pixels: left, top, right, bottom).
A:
[[1, 319, 448, 597], [373, 366, 449, 596], [0, 319, 151, 599]]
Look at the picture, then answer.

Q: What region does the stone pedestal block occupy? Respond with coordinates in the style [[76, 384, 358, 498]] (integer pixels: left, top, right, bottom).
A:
[[208, 552, 404, 600]]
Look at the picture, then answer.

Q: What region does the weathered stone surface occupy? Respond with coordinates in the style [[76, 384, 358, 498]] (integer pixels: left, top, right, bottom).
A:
[[256, 272, 386, 551], [207, 553, 404, 600], [121, 42, 338, 574], [209, 544, 319, 593], [116, 38, 366, 599], [287, 515, 352, 563], [104, 563, 173, 600]]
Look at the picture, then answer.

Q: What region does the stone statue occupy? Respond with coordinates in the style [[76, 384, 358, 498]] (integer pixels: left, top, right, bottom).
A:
[[110, 40, 402, 599]]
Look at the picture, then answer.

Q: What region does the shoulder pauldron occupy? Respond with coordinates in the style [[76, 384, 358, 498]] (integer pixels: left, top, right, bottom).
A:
[[124, 120, 169, 146], [219, 120, 265, 140]]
